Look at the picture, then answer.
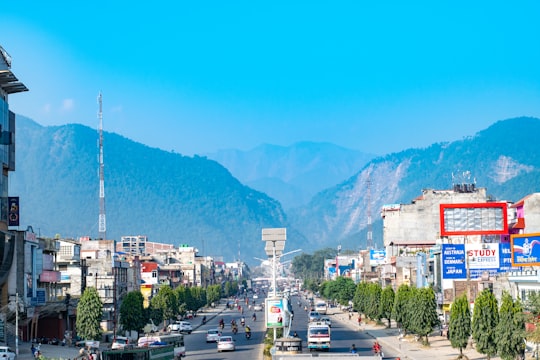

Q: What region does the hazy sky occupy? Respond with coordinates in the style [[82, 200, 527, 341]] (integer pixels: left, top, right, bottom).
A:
[[2, 2, 539, 156]]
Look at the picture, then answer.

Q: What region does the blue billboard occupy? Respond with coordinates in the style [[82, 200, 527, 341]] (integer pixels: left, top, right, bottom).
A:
[[511, 233, 540, 267], [442, 244, 466, 279], [443, 243, 513, 279]]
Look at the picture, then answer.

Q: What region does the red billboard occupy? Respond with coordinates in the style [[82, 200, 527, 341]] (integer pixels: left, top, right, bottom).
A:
[[440, 202, 508, 236]]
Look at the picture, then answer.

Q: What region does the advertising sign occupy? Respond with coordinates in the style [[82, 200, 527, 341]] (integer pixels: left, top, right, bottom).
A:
[[8, 196, 19, 227], [369, 249, 386, 266], [511, 233, 540, 267], [440, 202, 508, 236], [265, 298, 284, 328], [443, 243, 513, 279], [442, 244, 466, 279]]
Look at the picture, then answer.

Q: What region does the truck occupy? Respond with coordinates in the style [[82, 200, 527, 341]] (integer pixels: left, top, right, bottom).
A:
[[307, 321, 331, 351]]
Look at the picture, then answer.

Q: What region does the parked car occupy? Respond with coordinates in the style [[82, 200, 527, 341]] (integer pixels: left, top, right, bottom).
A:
[[0, 346, 16, 360], [168, 321, 193, 334], [111, 336, 130, 350], [217, 336, 235, 352], [206, 329, 222, 343]]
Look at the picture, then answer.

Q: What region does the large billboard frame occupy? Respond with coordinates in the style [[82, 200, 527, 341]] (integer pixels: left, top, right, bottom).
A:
[[440, 202, 508, 237]]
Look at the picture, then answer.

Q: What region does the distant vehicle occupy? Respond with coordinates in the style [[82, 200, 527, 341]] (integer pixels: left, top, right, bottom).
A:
[[111, 336, 130, 350], [0, 346, 16, 360], [206, 329, 222, 343], [315, 302, 328, 315], [253, 304, 263, 311], [168, 321, 193, 334], [307, 321, 331, 351], [253, 294, 259, 299], [308, 311, 321, 322], [217, 336, 236, 352], [320, 316, 332, 327], [137, 334, 185, 358]]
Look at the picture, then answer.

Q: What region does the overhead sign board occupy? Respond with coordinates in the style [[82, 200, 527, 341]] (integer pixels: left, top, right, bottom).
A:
[[511, 233, 540, 267], [262, 228, 287, 241]]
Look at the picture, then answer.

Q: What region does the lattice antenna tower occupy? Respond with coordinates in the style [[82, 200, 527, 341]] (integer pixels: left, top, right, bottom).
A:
[[98, 92, 107, 240], [366, 173, 373, 250]]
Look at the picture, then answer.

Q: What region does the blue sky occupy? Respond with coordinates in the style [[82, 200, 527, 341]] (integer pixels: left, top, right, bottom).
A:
[[2, 2, 539, 156]]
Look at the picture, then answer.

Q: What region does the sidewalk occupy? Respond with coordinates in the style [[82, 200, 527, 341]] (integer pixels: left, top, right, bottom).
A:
[[331, 309, 502, 360]]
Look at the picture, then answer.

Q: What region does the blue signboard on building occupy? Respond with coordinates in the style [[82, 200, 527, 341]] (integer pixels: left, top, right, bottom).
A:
[[511, 233, 540, 267], [442, 244, 466, 279]]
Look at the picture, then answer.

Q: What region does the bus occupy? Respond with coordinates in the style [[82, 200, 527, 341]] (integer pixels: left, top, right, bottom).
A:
[[101, 345, 175, 360], [138, 334, 185, 359]]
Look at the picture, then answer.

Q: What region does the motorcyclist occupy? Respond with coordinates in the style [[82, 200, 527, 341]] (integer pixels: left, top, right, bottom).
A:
[[219, 318, 225, 329], [252, 312, 257, 321], [373, 341, 381, 354], [245, 325, 251, 339], [232, 323, 238, 334], [350, 344, 357, 354], [241, 316, 246, 326], [202, 315, 207, 324]]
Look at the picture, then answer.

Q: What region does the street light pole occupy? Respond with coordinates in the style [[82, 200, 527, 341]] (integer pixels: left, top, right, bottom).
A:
[[15, 293, 19, 356]]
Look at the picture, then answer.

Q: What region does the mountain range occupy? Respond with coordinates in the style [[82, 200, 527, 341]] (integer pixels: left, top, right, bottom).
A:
[[10, 116, 540, 265]]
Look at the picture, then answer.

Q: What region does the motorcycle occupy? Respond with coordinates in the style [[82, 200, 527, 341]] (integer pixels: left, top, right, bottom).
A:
[[232, 326, 238, 335], [240, 319, 245, 327], [202, 316, 207, 325], [219, 322, 225, 330], [245, 331, 251, 339], [252, 314, 257, 322]]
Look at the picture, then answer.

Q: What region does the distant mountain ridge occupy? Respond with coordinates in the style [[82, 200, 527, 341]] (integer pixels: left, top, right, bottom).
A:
[[10, 115, 540, 263], [206, 143, 375, 209], [11, 116, 304, 264], [287, 117, 540, 250]]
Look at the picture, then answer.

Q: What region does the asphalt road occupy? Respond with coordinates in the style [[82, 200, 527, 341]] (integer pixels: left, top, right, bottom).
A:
[[184, 298, 265, 359]]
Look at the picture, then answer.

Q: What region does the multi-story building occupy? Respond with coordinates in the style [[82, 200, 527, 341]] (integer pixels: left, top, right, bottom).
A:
[[0, 44, 27, 345], [116, 235, 174, 256]]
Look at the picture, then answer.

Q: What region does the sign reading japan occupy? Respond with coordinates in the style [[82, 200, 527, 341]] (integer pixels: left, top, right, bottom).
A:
[[442, 244, 466, 279], [511, 233, 540, 267]]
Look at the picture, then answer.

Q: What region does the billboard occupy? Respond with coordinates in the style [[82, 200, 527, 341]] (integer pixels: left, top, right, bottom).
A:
[[442, 244, 466, 279], [442, 243, 512, 279], [440, 202, 508, 236], [265, 298, 285, 328], [511, 233, 540, 267], [370, 249, 386, 266]]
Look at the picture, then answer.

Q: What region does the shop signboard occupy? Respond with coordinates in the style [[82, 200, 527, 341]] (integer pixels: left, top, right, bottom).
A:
[[511, 233, 540, 267]]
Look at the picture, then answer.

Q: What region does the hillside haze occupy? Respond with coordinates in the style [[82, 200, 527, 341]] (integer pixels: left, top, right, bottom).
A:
[[206, 143, 375, 210], [11, 116, 304, 264], [10, 116, 540, 263]]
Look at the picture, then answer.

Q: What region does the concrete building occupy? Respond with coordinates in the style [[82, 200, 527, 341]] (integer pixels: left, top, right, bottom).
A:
[[0, 44, 27, 346], [116, 235, 174, 256]]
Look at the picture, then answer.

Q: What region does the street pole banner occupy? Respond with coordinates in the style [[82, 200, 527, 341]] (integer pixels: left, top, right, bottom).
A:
[[265, 298, 284, 328]]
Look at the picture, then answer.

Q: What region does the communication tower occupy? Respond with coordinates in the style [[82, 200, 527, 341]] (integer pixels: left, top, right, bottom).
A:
[[366, 174, 373, 250], [98, 93, 106, 240]]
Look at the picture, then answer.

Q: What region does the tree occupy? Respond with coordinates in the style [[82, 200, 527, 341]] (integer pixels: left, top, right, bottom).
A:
[[76, 287, 103, 341], [365, 283, 382, 321], [449, 294, 471, 359], [393, 284, 411, 332], [409, 287, 439, 345], [119, 291, 146, 334], [471, 289, 498, 360], [496, 292, 526, 360], [380, 286, 395, 328], [150, 285, 177, 326]]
